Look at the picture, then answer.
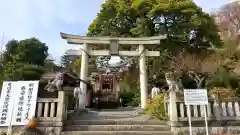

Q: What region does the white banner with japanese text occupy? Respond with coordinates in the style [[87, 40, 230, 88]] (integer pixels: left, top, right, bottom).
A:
[[11, 81, 39, 125], [0, 81, 39, 126], [0, 82, 18, 126]]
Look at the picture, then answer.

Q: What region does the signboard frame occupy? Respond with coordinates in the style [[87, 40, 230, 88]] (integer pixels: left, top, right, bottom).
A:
[[0, 81, 39, 134], [184, 89, 209, 135], [184, 89, 208, 105]]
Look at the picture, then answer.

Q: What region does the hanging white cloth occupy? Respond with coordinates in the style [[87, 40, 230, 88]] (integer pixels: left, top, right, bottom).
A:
[[74, 87, 87, 110], [151, 86, 160, 99]]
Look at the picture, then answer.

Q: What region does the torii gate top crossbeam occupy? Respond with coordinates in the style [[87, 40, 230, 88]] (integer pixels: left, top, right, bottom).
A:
[[60, 32, 166, 45]]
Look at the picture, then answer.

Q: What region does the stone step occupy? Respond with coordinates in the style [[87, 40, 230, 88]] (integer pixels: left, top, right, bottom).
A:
[[67, 110, 140, 120], [68, 114, 137, 120], [64, 125, 171, 131], [64, 120, 168, 125], [61, 131, 174, 135]]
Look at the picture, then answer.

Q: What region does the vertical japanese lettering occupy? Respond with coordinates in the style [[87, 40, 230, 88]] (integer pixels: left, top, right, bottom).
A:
[[0, 83, 12, 124], [24, 83, 34, 120], [15, 86, 26, 122]]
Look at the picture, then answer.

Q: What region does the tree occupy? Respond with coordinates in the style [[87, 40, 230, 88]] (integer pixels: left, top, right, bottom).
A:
[[88, 0, 222, 51], [170, 52, 225, 88], [13, 64, 45, 81], [2, 57, 45, 81], [17, 38, 48, 66], [3, 38, 48, 66], [213, 1, 240, 39], [44, 59, 59, 72], [60, 52, 75, 68], [70, 56, 98, 76], [88, 0, 222, 83], [71, 57, 81, 74], [3, 39, 18, 62], [1, 38, 49, 81]]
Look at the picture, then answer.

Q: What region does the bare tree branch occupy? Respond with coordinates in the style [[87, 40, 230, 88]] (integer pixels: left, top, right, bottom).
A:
[[213, 2, 240, 39]]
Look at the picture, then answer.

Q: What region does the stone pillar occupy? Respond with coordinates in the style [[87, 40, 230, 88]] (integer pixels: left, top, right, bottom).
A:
[[139, 44, 148, 109], [213, 101, 221, 120], [57, 91, 66, 121], [169, 91, 178, 131], [80, 43, 89, 108]]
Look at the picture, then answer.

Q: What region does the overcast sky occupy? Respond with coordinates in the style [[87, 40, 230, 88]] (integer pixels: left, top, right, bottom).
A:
[[0, 0, 229, 63]]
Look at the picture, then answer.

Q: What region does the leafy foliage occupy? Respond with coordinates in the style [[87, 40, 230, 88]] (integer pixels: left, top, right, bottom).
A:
[[209, 87, 237, 102], [3, 38, 48, 66], [88, 0, 222, 49], [70, 57, 81, 74], [68, 56, 98, 76], [1, 38, 49, 81], [44, 59, 59, 72], [88, 0, 222, 85], [206, 68, 240, 90], [120, 89, 140, 106], [128, 90, 140, 106], [119, 90, 135, 106], [14, 64, 45, 81], [170, 52, 225, 88], [119, 90, 140, 107], [60, 53, 73, 68], [119, 77, 140, 107], [146, 94, 168, 120]]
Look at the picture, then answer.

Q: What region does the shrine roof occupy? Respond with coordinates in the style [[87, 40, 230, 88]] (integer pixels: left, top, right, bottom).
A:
[[41, 71, 79, 81]]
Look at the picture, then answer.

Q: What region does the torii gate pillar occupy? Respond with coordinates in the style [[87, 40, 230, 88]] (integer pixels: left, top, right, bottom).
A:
[[79, 43, 89, 107], [139, 44, 148, 109]]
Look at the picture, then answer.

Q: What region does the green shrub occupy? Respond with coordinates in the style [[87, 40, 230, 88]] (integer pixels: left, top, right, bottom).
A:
[[119, 90, 134, 106], [119, 89, 140, 107], [118, 76, 141, 107], [146, 94, 168, 120], [206, 68, 240, 90], [128, 90, 140, 106]]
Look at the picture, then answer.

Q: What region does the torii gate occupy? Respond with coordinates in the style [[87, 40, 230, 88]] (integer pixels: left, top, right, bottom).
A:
[[60, 32, 166, 109]]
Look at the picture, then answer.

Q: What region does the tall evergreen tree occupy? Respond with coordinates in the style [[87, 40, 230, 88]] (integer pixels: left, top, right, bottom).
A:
[[60, 53, 73, 68], [88, 0, 223, 83]]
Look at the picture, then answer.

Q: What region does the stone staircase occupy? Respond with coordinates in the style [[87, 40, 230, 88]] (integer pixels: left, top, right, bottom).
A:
[[61, 108, 173, 135]]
